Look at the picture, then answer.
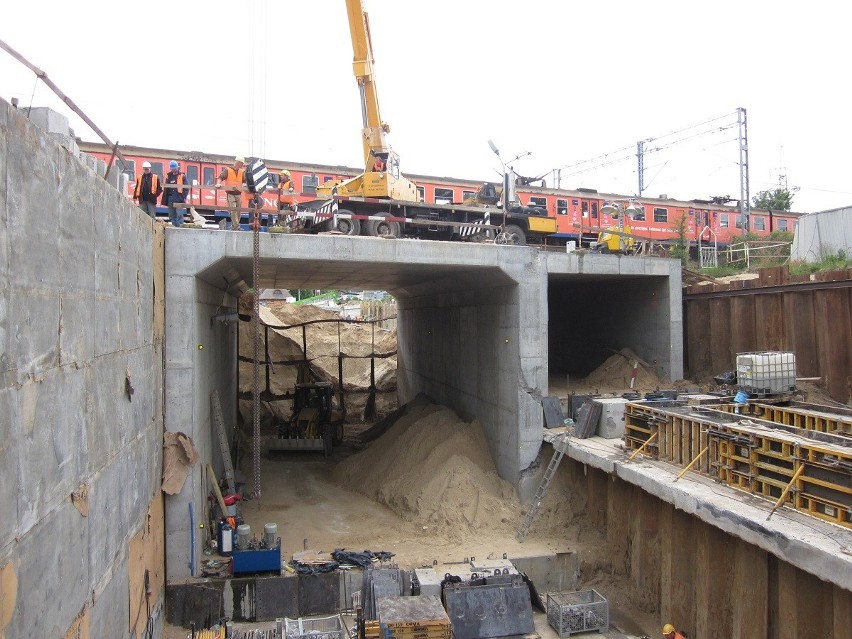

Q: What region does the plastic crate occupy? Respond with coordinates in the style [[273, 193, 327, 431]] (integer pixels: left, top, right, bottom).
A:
[[284, 615, 347, 639], [547, 590, 609, 637]]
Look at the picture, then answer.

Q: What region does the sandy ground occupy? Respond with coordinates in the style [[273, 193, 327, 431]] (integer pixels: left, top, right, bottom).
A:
[[164, 397, 660, 639]]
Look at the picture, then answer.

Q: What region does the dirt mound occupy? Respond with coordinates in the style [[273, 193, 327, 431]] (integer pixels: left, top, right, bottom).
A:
[[238, 300, 398, 424], [333, 397, 519, 538], [574, 348, 662, 392]]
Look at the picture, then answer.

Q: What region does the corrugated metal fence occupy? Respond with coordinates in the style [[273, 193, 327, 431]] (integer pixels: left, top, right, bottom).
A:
[[684, 266, 852, 404]]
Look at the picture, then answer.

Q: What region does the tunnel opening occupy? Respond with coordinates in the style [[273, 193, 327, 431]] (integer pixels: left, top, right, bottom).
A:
[[547, 273, 675, 395]]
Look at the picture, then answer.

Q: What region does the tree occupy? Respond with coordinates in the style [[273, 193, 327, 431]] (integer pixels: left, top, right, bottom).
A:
[[752, 188, 794, 211]]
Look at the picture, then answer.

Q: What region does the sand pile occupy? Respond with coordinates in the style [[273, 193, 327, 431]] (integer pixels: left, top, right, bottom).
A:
[[334, 397, 519, 537], [238, 300, 398, 423], [574, 347, 662, 392]]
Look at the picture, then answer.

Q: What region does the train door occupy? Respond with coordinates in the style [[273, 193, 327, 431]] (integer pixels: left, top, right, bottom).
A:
[[697, 209, 712, 241], [199, 162, 220, 208], [184, 163, 201, 207]]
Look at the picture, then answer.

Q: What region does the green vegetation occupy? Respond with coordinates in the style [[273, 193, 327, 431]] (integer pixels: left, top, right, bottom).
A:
[[669, 213, 690, 265], [789, 250, 852, 275], [752, 188, 794, 211]]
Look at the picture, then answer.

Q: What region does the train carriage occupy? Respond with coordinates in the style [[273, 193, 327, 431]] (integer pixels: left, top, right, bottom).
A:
[[80, 141, 800, 244]]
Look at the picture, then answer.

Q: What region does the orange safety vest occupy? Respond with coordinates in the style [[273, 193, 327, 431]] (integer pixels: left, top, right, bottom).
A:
[[278, 179, 294, 204], [223, 167, 245, 194], [134, 173, 161, 198]]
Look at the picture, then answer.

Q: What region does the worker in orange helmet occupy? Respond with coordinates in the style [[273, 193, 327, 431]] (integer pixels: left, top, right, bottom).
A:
[[662, 623, 685, 639]]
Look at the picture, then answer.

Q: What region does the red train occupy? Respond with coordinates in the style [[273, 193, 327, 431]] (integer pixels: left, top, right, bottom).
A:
[[80, 141, 800, 245]]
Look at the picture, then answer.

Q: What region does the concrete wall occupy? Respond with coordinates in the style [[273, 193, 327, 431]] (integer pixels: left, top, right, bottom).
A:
[[163, 269, 239, 582], [546, 254, 683, 382], [0, 99, 165, 637], [396, 250, 548, 482], [553, 454, 851, 638]]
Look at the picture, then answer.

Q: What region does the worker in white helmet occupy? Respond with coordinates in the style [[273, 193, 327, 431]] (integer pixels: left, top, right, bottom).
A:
[[216, 156, 246, 230], [133, 161, 162, 219]]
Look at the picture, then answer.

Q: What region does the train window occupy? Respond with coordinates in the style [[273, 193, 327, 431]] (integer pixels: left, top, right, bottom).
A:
[[416, 186, 425, 202], [753, 217, 766, 231], [186, 166, 199, 185], [591, 202, 598, 219], [529, 196, 546, 209], [302, 173, 319, 194], [323, 175, 335, 182], [435, 188, 454, 204], [720, 213, 728, 228], [115, 159, 135, 180], [653, 207, 667, 223], [557, 199, 568, 215], [777, 219, 788, 231], [581, 201, 589, 217], [203, 167, 215, 186], [633, 206, 646, 221], [151, 162, 164, 181], [462, 190, 476, 201]]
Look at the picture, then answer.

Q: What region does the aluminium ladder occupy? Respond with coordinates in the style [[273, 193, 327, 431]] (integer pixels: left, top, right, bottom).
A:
[[516, 434, 570, 542]]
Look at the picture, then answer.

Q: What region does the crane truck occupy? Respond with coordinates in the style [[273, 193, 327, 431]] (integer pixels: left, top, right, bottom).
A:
[[288, 0, 557, 246]]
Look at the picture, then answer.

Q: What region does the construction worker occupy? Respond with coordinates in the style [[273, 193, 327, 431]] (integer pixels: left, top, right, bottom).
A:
[[162, 160, 189, 227], [133, 161, 162, 219], [278, 169, 295, 211], [216, 156, 246, 230], [662, 623, 685, 639], [372, 154, 386, 172]]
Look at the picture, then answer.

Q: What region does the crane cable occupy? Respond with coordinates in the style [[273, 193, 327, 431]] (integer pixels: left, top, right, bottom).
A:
[[248, 0, 270, 500]]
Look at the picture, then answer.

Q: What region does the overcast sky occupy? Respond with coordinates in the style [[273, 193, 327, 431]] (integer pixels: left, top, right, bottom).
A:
[[3, 0, 851, 213]]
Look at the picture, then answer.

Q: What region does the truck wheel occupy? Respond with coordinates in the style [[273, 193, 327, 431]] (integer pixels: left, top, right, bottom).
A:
[[322, 423, 333, 457], [502, 224, 527, 246], [367, 214, 400, 238], [334, 209, 361, 236]]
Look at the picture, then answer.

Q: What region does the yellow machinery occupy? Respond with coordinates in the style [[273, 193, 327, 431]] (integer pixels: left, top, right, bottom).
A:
[[597, 201, 639, 254], [317, 0, 418, 202]]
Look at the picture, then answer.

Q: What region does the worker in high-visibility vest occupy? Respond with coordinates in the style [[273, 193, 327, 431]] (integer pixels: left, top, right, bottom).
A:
[[162, 160, 189, 227], [133, 161, 162, 219], [278, 169, 295, 211], [662, 623, 685, 639], [216, 156, 246, 230]]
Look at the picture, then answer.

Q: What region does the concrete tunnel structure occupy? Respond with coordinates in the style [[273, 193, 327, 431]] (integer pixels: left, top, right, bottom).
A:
[[164, 231, 683, 580], [6, 99, 849, 636]]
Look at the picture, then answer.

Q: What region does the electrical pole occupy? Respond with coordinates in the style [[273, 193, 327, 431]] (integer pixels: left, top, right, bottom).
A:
[[637, 140, 645, 196], [737, 107, 750, 232]]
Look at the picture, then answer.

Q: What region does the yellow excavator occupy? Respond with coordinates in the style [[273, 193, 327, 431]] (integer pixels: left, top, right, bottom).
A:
[[317, 0, 418, 202]]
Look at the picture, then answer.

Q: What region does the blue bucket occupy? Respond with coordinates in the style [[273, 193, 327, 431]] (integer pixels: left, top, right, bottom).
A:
[[734, 390, 749, 404]]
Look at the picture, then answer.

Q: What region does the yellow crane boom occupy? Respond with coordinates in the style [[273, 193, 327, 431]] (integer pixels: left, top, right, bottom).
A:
[[318, 0, 418, 202]]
